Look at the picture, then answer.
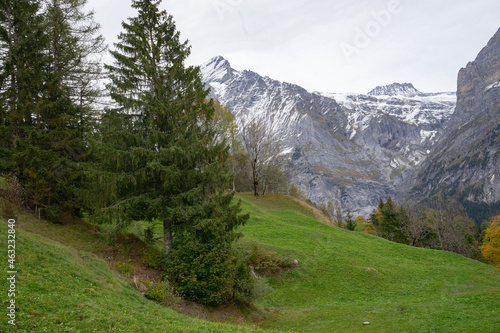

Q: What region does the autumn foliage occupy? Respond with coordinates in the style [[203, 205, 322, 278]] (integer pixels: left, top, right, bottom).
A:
[[481, 215, 500, 268]]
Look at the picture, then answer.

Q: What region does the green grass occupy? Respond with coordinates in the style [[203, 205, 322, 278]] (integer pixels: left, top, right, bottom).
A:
[[1, 191, 500, 332], [0, 208, 272, 332], [235, 193, 500, 332]]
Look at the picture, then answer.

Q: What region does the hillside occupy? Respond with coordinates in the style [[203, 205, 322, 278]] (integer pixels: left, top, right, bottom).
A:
[[0, 202, 272, 333], [235, 193, 500, 332], [1, 193, 500, 332]]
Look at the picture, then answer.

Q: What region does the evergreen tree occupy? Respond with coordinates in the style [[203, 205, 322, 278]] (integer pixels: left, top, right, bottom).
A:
[[86, 0, 249, 305], [43, 0, 106, 134], [0, 0, 104, 219], [370, 197, 406, 243], [0, 0, 47, 173], [345, 209, 357, 231]]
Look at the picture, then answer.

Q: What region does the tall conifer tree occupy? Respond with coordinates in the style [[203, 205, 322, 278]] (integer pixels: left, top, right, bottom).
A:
[[0, 0, 47, 173], [0, 0, 105, 218], [87, 0, 249, 305]]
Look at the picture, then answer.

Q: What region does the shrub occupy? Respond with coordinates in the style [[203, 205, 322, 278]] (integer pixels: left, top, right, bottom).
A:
[[246, 243, 296, 275], [144, 280, 176, 305], [361, 223, 377, 235], [345, 210, 357, 231], [115, 260, 134, 277], [167, 240, 238, 306], [481, 215, 500, 268], [233, 260, 255, 304], [288, 183, 305, 200]]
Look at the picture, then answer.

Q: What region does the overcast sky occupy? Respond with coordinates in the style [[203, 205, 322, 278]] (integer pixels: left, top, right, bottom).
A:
[[87, 0, 500, 94]]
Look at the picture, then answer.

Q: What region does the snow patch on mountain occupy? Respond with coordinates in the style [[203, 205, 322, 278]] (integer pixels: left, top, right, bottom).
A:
[[200, 56, 457, 216], [368, 82, 423, 97]]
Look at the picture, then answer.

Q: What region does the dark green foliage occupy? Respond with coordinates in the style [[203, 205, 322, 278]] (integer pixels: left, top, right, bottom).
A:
[[0, 0, 48, 174], [0, 0, 104, 220], [370, 197, 406, 243], [233, 259, 254, 304], [460, 198, 500, 225], [166, 239, 238, 305], [142, 246, 165, 270], [344, 209, 357, 231], [83, 0, 250, 305]]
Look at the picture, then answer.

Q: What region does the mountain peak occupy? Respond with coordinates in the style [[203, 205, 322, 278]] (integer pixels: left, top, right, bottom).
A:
[[201, 55, 234, 83], [367, 82, 423, 97]]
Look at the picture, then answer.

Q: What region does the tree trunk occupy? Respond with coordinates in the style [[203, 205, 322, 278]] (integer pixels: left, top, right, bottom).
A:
[[252, 158, 259, 197], [163, 219, 172, 256], [253, 180, 259, 197]]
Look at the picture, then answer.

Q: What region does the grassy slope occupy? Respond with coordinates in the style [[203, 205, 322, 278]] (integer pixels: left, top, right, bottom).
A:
[[235, 193, 500, 333], [0, 208, 272, 332], [1, 192, 499, 332]]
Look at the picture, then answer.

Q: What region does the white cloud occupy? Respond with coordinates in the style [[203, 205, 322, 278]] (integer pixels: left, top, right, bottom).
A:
[[86, 0, 500, 93]]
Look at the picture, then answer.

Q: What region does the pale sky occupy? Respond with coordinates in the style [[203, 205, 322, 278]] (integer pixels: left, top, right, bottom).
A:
[[87, 0, 500, 94]]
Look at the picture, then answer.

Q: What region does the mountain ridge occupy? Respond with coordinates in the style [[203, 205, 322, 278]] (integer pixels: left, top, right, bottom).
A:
[[368, 82, 424, 97], [201, 56, 456, 216]]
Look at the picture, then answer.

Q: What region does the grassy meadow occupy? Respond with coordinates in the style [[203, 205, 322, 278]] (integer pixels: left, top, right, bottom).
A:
[[0, 191, 499, 332], [234, 193, 500, 332]]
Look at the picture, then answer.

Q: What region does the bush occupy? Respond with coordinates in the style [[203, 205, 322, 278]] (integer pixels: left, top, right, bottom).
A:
[[0, 174, 25, 206], [144, 280, 176, 305], [115, 260, 133, 277], [167, 240, 239, 306], [361, 223, 377, 235], [233, 260, 255, 304], [288, 183, 305, 200], [345, 210, 357, 231], [246, 243, 296, 275]]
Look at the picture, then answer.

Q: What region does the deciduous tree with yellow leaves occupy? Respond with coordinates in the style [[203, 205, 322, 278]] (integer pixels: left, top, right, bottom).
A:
[[481, 215, 500, 268]]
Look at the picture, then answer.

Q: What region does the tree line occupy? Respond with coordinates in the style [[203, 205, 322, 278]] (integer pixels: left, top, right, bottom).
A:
[[313, 193, 500, 266], [368, 194, 500, 261]]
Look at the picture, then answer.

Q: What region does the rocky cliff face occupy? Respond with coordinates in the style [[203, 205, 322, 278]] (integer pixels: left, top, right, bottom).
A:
[[409, 28, 500, 218], [201, 56, 455, 216]]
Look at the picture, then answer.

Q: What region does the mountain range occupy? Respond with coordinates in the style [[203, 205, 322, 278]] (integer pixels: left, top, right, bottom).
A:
[[201, 27, 500, 220]]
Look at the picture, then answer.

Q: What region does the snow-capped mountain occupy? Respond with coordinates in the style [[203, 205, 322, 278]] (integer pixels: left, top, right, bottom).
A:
[[201, 56, 456, 216], [367, 82, 424, 97]]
